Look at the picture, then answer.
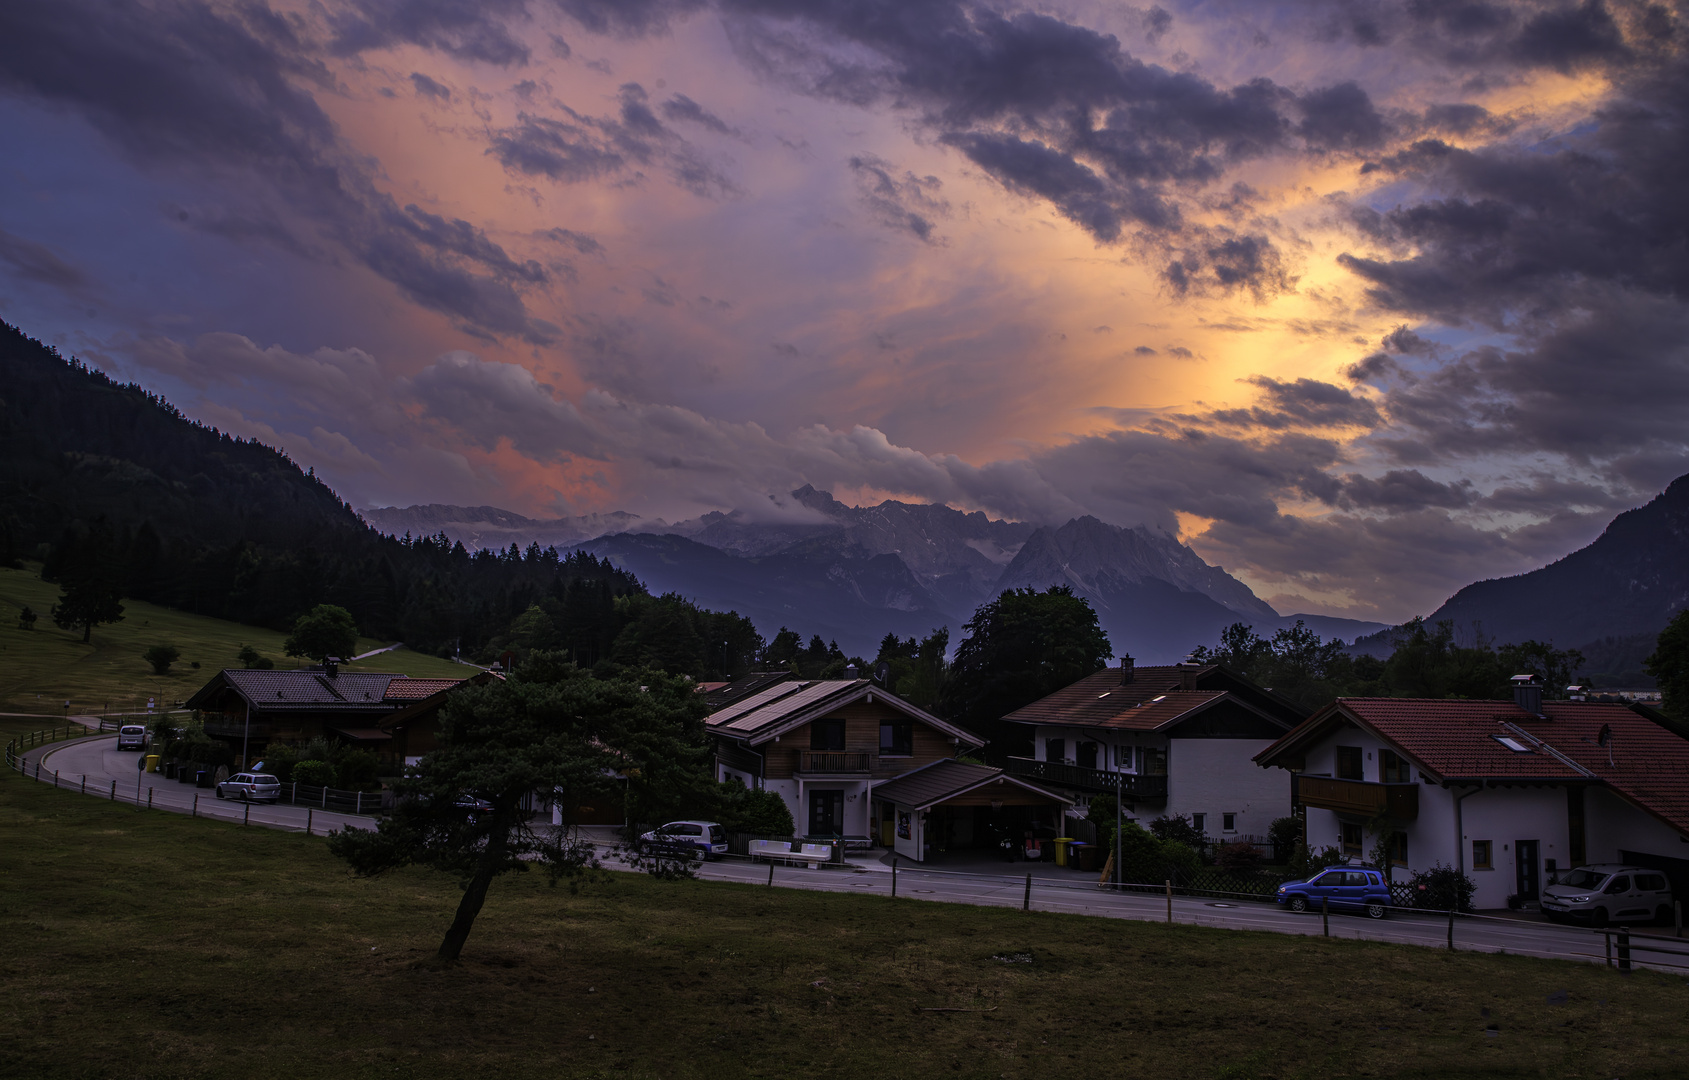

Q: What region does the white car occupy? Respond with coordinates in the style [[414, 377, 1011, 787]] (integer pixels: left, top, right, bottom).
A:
[[116, 725, 148, 751], [639, 820, 729, 860]]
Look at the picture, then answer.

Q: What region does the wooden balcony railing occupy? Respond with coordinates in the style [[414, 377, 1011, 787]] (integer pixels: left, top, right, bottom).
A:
[[796, 751, 873, 774], [1294, 775, 1419, 820], [1005, 757, 1169, 800]]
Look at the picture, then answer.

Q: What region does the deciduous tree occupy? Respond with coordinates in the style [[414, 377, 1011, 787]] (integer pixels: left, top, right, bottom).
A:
[[283, 603, 358, 663]]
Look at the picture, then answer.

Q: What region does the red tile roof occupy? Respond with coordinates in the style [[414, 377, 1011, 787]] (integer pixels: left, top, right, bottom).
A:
[[382, 678, 465, 701], [1260, 698, 1689, 836]]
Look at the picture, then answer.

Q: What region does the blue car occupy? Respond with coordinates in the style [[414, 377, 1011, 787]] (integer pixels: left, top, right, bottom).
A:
[[1277, 866, 1390, 919]]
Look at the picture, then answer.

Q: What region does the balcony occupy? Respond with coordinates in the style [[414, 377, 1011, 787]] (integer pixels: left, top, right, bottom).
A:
[[796, 751, 873, 774], [1005, 757, 1168, 800], [1295, 775, 1419, 820]]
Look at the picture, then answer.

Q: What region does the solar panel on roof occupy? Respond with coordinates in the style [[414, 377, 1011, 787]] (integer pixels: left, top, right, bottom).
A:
[[706, 681, 809, 727], [717, 681, 861, 733]]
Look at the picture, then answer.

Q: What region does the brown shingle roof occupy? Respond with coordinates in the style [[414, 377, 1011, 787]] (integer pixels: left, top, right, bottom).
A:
[[871, 759, 1070, 810], [1002, 664, 1286, 732]]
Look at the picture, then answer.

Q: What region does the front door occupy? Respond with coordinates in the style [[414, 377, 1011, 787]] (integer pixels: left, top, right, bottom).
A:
[[1515, 839, 1540, 902], [809, 789, 844, 837]]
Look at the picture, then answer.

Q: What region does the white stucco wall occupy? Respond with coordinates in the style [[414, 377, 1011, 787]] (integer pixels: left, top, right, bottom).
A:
[[1167, 738, 1288, 839], [892, 804, 923, 861], [763, 778, 871, 838], [1584, 786, 1689, 866]]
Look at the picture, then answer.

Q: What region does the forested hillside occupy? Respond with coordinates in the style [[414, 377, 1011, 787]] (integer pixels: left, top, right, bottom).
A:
[[0, 322, 665, 659]]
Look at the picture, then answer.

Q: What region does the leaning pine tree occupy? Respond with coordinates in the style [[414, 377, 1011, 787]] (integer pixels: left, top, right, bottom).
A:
[[328, 654, 709, 962]]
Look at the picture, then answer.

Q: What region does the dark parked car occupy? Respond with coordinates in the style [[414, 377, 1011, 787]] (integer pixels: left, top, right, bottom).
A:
[[1277, 866, 1391, 919]]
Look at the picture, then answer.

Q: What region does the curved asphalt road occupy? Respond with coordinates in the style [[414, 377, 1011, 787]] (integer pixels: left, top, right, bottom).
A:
[[16, 729, 372, 835], [13, 728, 1686, 973]]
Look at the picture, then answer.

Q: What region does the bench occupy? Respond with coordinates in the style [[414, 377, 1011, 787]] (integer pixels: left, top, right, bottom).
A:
[[750, 839, 837, 868]]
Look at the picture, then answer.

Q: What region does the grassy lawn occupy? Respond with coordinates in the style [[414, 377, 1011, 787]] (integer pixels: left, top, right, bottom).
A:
[[3, 776, 1687, 1080], [0, 564, 475, 714]]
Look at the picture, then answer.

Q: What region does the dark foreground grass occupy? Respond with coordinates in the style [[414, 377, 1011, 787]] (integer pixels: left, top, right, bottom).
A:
[[3, 776, 1686, 1080]]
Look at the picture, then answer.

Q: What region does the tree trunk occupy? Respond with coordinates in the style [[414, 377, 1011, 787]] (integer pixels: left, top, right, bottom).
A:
[[82, 621, 91, 644], [437, 862, 497, 962]]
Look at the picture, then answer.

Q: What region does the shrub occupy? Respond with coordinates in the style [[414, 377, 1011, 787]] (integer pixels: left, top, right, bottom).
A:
[[1149, 814, 1207, 850], [712, 781, 795, 835], [18, 605, 36, 631], [1215, 840, 1264, 872], [143, 644, 180, 676], [1407, 862, 1476, 912], [292, 759, 336, 787], [1268, 816, 1301, 863], [1287, 842, 1347, 879], [335, 749, 381, 791]]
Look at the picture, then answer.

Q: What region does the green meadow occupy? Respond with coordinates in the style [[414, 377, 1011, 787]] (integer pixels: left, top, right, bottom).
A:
[[0, 563, 474, 715], [2, 771, 1687, 1079]]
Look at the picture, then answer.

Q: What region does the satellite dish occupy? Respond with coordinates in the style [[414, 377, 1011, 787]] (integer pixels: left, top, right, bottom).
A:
[[1597, 724, 1612, 748], [873, 661, 890, 685]]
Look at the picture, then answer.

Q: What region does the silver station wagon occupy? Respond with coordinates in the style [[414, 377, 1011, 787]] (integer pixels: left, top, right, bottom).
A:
[[215, 772, 281, 803]]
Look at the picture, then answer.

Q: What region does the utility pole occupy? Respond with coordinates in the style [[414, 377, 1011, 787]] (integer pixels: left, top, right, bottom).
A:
[[241, 697, 252, 770]]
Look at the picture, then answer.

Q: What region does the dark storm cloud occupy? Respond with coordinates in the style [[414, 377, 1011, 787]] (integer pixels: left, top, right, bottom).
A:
[[535, 227, 605, 256], [329, 0, 532, 66], [0, 0, 552, 340], [704, 0, 1410, 297], [0, 229, 89, 291], [410, 72, 452, 100], [660, 93, 735, 134], [1296, 81, 1387, 150], [486, 84, 733, 196], [1340, 469, 1474, 510], [848, 154, 951, 243], [1297, 0, 1636, 73], [1206, 376, 1383, 430], [554, 0, 710, 37]]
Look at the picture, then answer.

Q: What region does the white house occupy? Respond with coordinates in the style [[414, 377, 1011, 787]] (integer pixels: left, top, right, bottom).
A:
[[1255, 679, 1689, 910], [999, 657, 1309, 843]]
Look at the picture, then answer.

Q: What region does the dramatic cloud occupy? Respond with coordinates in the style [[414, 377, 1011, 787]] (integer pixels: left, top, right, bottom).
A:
[[4, 0, 1688, 622]]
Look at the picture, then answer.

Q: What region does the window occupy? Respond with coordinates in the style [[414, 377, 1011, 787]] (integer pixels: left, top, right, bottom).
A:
[[1077, 741, 1098, 769], [1046, 738, 1066, 763], [1341, 821, 1363, 855], [1380, 749, 1411, 783], [811, 718, 845, 751], [1336, 746, 1364, 780], [879, 719, 912, 756], [1387, 830, 1408, 867], [1603, 876, 1631, 895], [1493, 735, 1534, 753], [1191, 813, 1206, 834], [1222, 813, 1236, 833], [1637, 874, 1668, 892], [1472, 840, 1493, 870]]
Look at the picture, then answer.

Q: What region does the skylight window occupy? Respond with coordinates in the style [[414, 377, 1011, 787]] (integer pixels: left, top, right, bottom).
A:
[[1097, 692, 1111, 699], [1494, 735, 1534, 753]]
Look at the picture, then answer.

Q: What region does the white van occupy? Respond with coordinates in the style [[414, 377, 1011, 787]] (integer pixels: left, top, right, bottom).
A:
[[1542, 864, 1673, 925], [116, 725, 148, 751]]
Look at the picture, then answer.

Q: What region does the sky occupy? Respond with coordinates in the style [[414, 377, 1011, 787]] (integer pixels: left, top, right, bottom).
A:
[[2, 0, 1687, 624]]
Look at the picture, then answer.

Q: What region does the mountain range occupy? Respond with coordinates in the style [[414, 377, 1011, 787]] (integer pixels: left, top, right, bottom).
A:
[[1351, 473, 1689, 685], [362, 491, 1387, 662]]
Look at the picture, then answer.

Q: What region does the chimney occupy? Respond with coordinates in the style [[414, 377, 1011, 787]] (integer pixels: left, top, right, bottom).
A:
[[323, 657, 340, 679], [1179, 663, 1199, 692], [1511, 674, 1542, 715], [1119, 654, 1135, 685], [845, 663, 859, 680]]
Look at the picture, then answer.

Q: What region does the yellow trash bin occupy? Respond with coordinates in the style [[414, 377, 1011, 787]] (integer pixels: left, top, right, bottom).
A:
[[1054, 837, 1074, 867], [145, 754, 161, 773]]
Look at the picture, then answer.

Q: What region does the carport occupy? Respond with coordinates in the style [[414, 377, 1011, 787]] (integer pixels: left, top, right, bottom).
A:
[[871, 759, 1070, 863]]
